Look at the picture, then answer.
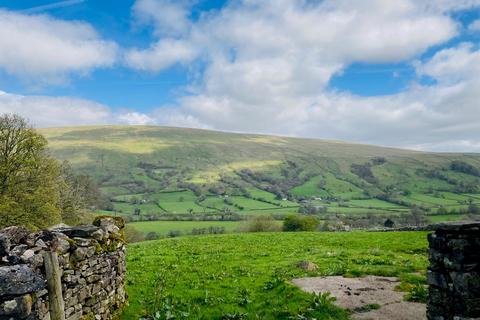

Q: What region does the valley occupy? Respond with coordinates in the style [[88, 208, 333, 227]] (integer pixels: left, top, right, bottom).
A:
[[40, 125, 480, 233]]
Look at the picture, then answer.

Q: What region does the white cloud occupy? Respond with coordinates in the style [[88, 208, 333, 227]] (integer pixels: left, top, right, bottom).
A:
[[3, 1, 479, 152], [416, 0, 480, 12], [0, 91, 155, 127], [469, 19, 480, 31], [159, 43, 480, 152], [117, 112, 155, 125], [132, 0, 191, 37], [416, 43, 480, 83], [126, 0, 458, 73], [124, 0, 480, 151], [126, 0, 199, 71], [125, 39, 198, 72], [0, 9, 117, 84], [0, 91, 112, 127], [126, 0, 480, 152]]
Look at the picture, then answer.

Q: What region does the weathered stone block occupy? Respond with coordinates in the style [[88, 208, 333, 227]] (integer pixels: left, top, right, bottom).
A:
[[66, 311, 82, 320], [427, 271, 450, 289], [72, 237, 96, 247], [53, 225, 100, 238], [0, 234, 10, 256], [91, 229, 105, 241], [450, 272, 480, 298], [428, 223, 480, 320], [0, 265, 45, 298], [56, 237, 71, 254], [0, 226, 29, 246], [0, 294, 32, 318], [71, 247, 89, 262]]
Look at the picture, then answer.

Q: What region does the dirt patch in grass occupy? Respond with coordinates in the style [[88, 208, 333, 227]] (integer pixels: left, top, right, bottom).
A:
[[292, 275, 426, 320]]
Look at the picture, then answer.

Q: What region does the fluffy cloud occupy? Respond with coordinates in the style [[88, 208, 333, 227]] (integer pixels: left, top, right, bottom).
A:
[[0, 91, 112, 127], [469, 19, 480, 31], [416, 43, 480, 83], [116, 112, 155, 125], [0, 91, 153, 127], [126, 0, 480, 151], [3, 0, 480, 152], [131, 0, 191, 37], [126, 0, 458, 73], [416, 0, 480, 12], [0, 10, 117, 84], [160, 43, 480, 152], [125, 39, 198, 72], [125, 0, 199, 71]]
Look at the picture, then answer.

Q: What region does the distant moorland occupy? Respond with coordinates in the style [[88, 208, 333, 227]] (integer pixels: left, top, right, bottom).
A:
[[40, 125, 480, 228]]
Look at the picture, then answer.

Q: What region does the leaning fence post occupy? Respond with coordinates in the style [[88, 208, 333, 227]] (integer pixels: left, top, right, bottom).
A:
[[43, 251, 66, 320]]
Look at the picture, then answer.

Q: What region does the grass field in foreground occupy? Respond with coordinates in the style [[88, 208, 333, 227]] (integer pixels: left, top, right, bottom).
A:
[[124, 231, 428, 319]]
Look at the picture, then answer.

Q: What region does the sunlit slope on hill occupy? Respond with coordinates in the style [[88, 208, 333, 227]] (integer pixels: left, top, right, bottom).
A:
[[40, 126, 480, 217]]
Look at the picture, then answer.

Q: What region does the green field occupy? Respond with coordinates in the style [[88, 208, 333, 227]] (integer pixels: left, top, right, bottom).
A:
[[124, 231, 428, 319], [39, 125, 480, 222], [128, 220, 246, 236], [347, 199, 406, 209], [428, 214, 469, 222]]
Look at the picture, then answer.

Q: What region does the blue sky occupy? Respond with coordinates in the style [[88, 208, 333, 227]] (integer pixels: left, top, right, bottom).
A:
[[0, 0, 479, 151], [0, 0, 233, 111]]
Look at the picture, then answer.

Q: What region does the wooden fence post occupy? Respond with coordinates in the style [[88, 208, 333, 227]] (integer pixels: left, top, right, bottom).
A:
[[43, 251, 66, 320]]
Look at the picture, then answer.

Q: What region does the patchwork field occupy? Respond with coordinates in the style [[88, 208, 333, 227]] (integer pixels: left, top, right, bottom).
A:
[[39, 126, 480, 224], [124, 231, 428, 319]]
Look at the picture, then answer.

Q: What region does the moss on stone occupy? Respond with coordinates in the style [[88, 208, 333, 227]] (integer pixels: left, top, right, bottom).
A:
[[66, 237, 78, 248], [92, 216, 125, 229], [94, 242, 103, 254], [81, 313, 95, 320], [104, 240, 120, 253]]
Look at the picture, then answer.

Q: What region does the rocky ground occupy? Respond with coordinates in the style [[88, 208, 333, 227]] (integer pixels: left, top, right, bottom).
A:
[[292, 275, 426, 320]]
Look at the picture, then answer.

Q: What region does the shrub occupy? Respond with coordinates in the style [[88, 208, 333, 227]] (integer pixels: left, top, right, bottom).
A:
[[241, 215, 281, 232], [450, 160, 480, 177], [283, 215, 320, 232], [167, 230, 182, 238], [436, 207, 448, 215], [299, 204, 327, 215], [371, 157, 386, 165], [468, 203, 480, 214], [124, 225, 145, 243], [350, 163, 377, 184], [145, 231, 160, 241]]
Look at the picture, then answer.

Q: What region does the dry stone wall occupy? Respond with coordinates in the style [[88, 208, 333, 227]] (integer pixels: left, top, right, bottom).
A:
[[427, 222, 480, 320], [0, 217, 126, 320]]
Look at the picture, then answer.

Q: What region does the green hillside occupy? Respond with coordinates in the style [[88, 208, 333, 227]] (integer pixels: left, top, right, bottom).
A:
[[40, 125, 480, 222]]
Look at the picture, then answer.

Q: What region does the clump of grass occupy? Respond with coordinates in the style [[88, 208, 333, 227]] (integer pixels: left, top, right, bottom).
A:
[[310, 291, 336, 308], [404, 284, 428, 303], [395, 272, 427, 302], [352, 303, 381, 313]]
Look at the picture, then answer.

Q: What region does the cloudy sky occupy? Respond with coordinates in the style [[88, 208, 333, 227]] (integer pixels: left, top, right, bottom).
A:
[[0, 0, 479, 152]]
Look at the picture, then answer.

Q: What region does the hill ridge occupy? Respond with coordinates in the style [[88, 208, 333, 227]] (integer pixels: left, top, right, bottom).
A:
[[39, 125, 480, 221]]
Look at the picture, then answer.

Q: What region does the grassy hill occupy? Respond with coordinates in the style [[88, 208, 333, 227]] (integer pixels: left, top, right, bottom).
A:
[[40, 125, 480, 222], [124, 231, 428, 319]]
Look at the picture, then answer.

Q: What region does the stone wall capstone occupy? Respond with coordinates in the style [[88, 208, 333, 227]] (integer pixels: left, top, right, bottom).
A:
[[427, 222, 480, 320], [0, 216, 127, 320]]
